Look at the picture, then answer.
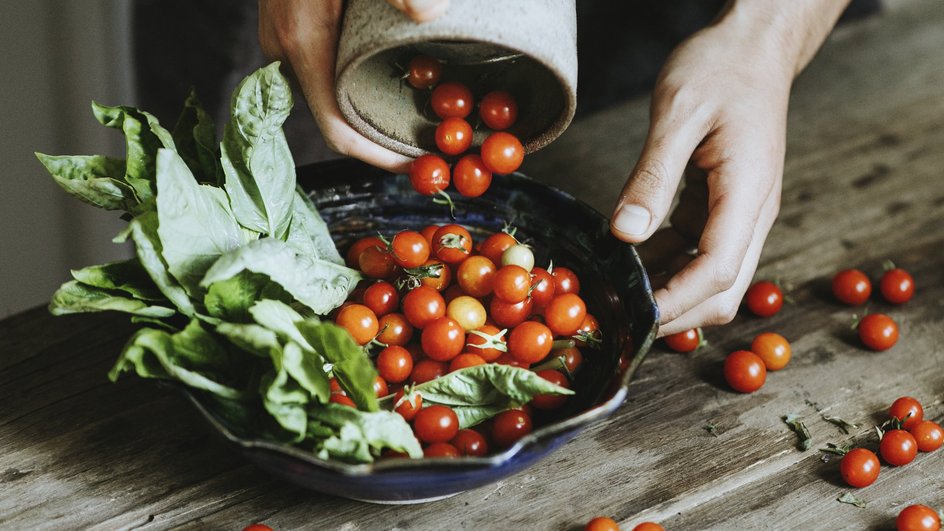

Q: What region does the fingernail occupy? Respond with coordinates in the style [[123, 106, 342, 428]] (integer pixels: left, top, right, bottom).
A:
[[613, 204, 651, 236]]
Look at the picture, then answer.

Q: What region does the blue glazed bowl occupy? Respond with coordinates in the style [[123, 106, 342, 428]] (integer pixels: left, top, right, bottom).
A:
[[182, 158, 658, 503]]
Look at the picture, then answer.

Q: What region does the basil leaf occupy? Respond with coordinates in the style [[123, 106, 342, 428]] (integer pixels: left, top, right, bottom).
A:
[[215, 322, 279, 359], [204, 271, 291, 323], [50, 280, 175, 318], [70, 259, 163, 301], [221, 62, 295, 239], [127, 211, 196, 317], [309, 403, 422, 462], [285, 190, 344, 265], [35, 153, 134, 211], [200, 238, 360, 316], [155, 148, 247, 296], [296, 320, 379, 412], [278, 339, 331, 406], [172, 89, 222, 185], [248, 299, 312, 348]]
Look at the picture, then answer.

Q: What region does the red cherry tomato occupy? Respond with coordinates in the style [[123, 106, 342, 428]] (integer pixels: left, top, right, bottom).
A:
[[243, 524, 274, 531], [544, 293, 587, 336], [481, 132, 524, 174], [858, 313, 899, 351], [401, 285, 446, 329], [363, 281, 400, 317], [751, 332, 791, 371], [896, 504, 941, 531], [405, 55, 442, 89], [456, 255, 497, 298], [723, 350, 766, 393], [663, 328, 702, 353], [889, 396, 924, 429], [466, 324, 506, 362], [492, 265, 532, 303], [573, 313, 600, 347], [435, 117, 473, 156], [880, 267, 915, 304], [584, 517, 620, 531], [335, 304, 379, 345], [632, 523, 665, 531], [451, 429, 488, 457], [432, 224, 473, 264], [840, 448, 880, 488], [489, 297, 534, 328], [553, 346, 583, 373], [394, 388, 422, 421], [424, 442, 460, 458], [832, 268, 872, 305], [507, 321, 553, 364], [448, 352, 486, 372], [452, 154, 493, 198], [531, 369, 570, 409], [420, 224, 440, 245], [492, 409, 532, 448], [373, 376, 389, 397], [880, 429, 918, 466], [421, 317, 466, 361], [358, 245, 397, 279], [551, 267, 581, 295], [377, 313, 414, 346], [409, 154, 450, 196], [346, 236, 384, 268], [495, 352, 528, 368], [411, 359, 446, 384], [430, 81, 473, 119], [412, 258, 452, 292], [745, 280, 783, 317], [377, 345, 414, 384], [479, 90, 519, 130], [910, 420, 943, 452], [478, 232, 517, 265], [330, 393, 356, 408], [413, 404, 459, 444], [390, 230, 431, 269], [528, 267, 556, 308]]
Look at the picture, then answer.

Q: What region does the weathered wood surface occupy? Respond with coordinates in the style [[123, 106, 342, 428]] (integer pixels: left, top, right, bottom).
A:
[[1, 1, 942, 529]]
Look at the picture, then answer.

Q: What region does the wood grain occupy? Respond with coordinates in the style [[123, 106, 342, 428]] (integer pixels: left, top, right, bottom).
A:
[[1, 1, 942, 529]]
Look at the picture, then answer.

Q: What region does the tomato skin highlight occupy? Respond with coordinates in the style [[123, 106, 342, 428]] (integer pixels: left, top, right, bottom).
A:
[[880, 429, 918, 466], [335, 304, 379, 345], [377, 345, 414, 384], [363, 281, 400, 317], [377, 313, 414, 346], [664, 328, 701, 353], [479, 90, 518, 130], [508, 321, 554, 364], [858, 313, 899, 351], [745, 280, 783, 317], [421, 317, 466, 362], [406, 55, 442, 89], [409, 154, 450, 196], [584, 517, 620, 531], [431, 81, 473, 119], [456, 255, 497, 298], [840, 448, 880, 488], [480, 232, 518, 266], [452, 154, 493, 198], [491, 409, 532, 448], [451, 429, 488, 456], [544, 293, 587, 336], [435, 117, 473, 156], [413, 404, 459, 444], [889, 396, 924, 430], [401, 285, 446, 329], [880, 267, 915, 304], [390, 230, 431, 269], [481, 132, 524, 174], [750, 332, 791, 371], [910, 420, 943, 452], [723, 350, 766, 393], [896, 504, 941, 531], [832, 268, 872, 305]]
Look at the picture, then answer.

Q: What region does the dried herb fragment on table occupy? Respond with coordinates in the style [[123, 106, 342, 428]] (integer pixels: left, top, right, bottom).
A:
[[822, 415, 859, 434], [703, 422, 721, 437], [837, 492, 867, 508], [783, 414, 812, 451]]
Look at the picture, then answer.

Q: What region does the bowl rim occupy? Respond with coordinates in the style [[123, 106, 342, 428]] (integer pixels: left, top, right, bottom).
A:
[[182, 159, 659, 476]]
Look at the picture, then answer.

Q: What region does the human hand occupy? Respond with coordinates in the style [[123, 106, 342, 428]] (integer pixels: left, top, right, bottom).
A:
[[609, 1, 847, 337], [258, 0, 449, 173]]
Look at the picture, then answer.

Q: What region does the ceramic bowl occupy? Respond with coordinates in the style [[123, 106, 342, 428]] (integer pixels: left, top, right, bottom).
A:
[[183, 158, 658, 503]]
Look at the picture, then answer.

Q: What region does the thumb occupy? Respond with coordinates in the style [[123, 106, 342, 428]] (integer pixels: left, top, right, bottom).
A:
[[387, 0, 450, 22]]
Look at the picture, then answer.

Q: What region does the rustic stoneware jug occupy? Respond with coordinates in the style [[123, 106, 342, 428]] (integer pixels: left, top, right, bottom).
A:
[[336, 0, 577, 158]]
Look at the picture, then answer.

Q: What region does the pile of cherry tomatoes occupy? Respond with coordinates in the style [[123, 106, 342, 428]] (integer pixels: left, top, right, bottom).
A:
[[334, 223, 600, 458], [403, 55, 525, 203], [832, 263, 913, 351]]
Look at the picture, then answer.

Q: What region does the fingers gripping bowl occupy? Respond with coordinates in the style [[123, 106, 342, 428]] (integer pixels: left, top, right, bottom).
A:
[[184, 158, 658, 503]]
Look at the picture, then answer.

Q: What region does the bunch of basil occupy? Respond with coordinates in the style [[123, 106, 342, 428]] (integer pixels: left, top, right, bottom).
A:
[[36, 63, 571, 463]]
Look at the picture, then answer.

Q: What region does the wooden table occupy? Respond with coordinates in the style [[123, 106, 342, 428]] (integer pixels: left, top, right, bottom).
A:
[[2, 1, 942, 529]]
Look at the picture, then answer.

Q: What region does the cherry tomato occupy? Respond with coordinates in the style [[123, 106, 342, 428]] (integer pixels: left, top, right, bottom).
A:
[[448, 352, 487, 372], [880, 429, 918, 466], [493, 265, 531, 303], [432, 224, 473, 264], [492, 409, 532, 448], [411, 359, 447, 384], [401, 285, 446, 329], [430, 81, 473, 119], [394, 388, 422, 421], [490, 297, 534, 328], [553, 346, 583, 373], [551, 267, 581, 295], [329, 377, 345, 395], [479, 90, 518, 130], [501, 244, 535, 272], [495, 352, 528, 368], [507, 321, 553, 364], [529, 267, 556, 308], [751, 332, 791, 371], [420, 224, 440, 244], [481, 132, 524, 174], [632, 524, 665, 531], [446, 295, 487, 331], [330, 393, 356, 408], [544, 293, 587, 336], [421, 317, 466, 361], [858, 313, 899, 351], [466, 324, 506, 362], [880, 267, 915, 304], [415, 259, 452, 291], [584, 517, 619, 531], [363, 281, 399, 317], [840, 448, 880, 488], [896, 504, 941, 531], [910, 420, 943, 452], [377, 345, 414, 384], [377, 313, 414, 346], [409, 154, 450, 196], [480, 232, 518, 265], [435, 117, 473, 156], [531, 369, 570, 409], [456, 255, 497, 297], [573, 313, 600, 347], [442, 284, 465, 305], [346, 236, 384, 268], [745, 280, 783, 317], [832, 268, 872, 305], [664, 328, 702, 353], [424, 442, 460, 458], [335, 304, 379, 345], [889, 396, 924, 429], [723, 350, 766, 393], [390, 230, 431, 269], [453, 154, 493, 198], [373, 376, 389, 397], [243, 524, 274, 531], [413, 404, 459, 443], [405, 55, 442, 89], [358, 245, 397, 279], [451, 429, 488, 457]]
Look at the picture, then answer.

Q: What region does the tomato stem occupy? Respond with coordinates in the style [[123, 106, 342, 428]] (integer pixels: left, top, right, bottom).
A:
[[551, 339, 576, 350], [432, 190, 456, 219]]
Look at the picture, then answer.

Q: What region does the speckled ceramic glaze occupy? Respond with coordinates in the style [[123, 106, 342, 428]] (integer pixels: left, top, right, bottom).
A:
[[336, 0, 577, 157], [181, 159, 657, 504]]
